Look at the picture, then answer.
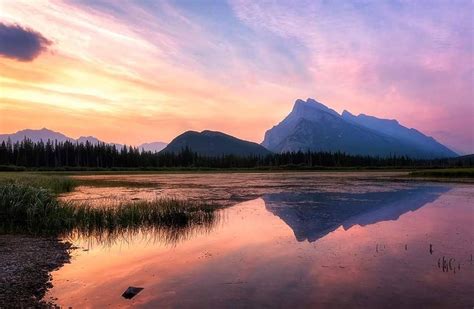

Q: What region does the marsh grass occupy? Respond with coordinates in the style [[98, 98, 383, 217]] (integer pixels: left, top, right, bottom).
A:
[[69, 198, 217, 232], [74, 178, 159, 188], [409, 168, 474, 178], [0, 173, 77, 194], [0, 182, 219, 242], [62, 199, 219, 246]]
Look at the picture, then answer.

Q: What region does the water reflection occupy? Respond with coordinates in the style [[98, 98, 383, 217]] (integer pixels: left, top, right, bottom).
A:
[[64, 215, 220, 249], [61, 172, 414, 207], [263, 185, 452, 242], [47, 178, 473, 308]]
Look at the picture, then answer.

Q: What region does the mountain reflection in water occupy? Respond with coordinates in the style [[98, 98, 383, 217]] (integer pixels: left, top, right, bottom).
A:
[[47, 180, 473, 308], [263, 185, 451, 242]]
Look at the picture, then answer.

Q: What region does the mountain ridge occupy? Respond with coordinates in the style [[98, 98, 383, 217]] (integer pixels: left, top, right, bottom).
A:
[[262, 98, 457, 158], [341, 110, 455, 157], [1, 101, 460, 159], [161, 130, 271, 156], [0, 128, 167, 151]]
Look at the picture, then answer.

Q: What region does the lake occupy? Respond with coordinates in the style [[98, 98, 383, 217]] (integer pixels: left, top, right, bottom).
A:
[[47, 172, 473, 308]]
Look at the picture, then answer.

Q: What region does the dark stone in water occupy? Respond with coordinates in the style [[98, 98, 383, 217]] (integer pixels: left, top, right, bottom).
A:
[[122, 286, 144, 299]]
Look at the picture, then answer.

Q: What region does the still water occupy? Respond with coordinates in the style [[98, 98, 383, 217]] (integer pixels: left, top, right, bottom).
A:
[[48, 173, 473, 308]]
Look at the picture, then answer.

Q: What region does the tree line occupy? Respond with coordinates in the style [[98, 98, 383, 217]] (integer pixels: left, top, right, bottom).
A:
[[0, 138, 471, 170]]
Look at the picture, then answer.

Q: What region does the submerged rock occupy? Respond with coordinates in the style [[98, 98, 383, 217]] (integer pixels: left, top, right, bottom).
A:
[[122, 286, 144, 299]]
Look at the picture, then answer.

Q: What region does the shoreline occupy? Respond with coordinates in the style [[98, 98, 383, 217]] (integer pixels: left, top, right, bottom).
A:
[[0, 170, 472, 306], [1, 166, 473, 173], [0, 235, 72, 308]]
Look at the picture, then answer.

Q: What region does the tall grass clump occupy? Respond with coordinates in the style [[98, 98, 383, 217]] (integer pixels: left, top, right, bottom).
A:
[[0, 183, 218, 238], [70, 198, 217, 233], [0, 183, 75, 233], [69, 199, 218, 245]]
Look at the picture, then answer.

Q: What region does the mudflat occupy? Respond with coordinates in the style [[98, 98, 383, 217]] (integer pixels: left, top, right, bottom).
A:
[[0, 235, 71, 307]]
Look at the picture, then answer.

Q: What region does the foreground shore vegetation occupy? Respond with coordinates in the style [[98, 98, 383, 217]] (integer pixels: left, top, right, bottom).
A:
[[0, 173, 219, 238], [0, 182, 217, 236]]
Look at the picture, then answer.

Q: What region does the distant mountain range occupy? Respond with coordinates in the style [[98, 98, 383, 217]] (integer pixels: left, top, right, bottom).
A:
[[262, 98, 457, 158], [161, 130, 270, 156], [138, 142, 168, 153], [0, 128, 167, 152], [0, 99, 460, 158], [0, 128, 74, 144]]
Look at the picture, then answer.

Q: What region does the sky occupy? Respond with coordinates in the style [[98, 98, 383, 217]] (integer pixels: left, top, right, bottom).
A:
[[0, 0, 472, 153]]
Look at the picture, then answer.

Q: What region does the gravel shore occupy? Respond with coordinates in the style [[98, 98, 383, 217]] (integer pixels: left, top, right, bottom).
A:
[[0, 235, 72, 308]]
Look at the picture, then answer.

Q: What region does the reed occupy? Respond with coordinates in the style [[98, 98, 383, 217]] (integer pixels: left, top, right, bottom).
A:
[[0, 183, 218, 238]]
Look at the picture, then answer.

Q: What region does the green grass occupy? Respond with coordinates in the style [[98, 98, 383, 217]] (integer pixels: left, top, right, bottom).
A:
[[0, 173, 77, 194], [69, 198, 216, 232], [0, 177, 219, 240], [408, 168, 474, 178]]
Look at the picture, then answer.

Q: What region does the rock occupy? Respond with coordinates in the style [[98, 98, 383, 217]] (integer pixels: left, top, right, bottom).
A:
[[122, 286, 144, 299]]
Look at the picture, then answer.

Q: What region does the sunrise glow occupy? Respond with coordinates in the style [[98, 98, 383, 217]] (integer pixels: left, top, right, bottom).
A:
[[0, 0, 472, 153]]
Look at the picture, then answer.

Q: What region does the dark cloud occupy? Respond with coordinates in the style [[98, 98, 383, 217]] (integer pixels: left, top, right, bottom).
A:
[[0, 22, 51, 61]]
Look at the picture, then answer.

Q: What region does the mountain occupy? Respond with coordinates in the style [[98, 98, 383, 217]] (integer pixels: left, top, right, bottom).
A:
[[262, 98, 457, 158], [76, 136, 103, 144], [0, 128, 126, 150], [161, 130, 271, 156], [0, 128, 73, 143], [341, 111, 457, 158], [0, 128, 170, 152], [138, 142, 168, 153], [0, 128, 115, 146]]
